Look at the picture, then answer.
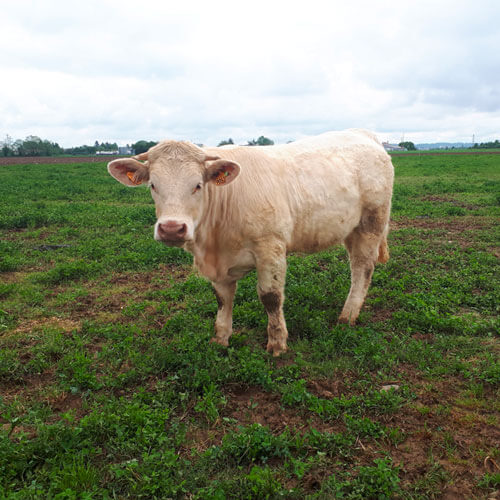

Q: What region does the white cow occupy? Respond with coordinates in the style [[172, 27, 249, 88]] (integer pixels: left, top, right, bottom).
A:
[[108, 129, 394, 356]]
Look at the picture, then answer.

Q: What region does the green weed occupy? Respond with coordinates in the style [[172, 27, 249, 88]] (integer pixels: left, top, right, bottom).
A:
[[314, 458, 401, 499]]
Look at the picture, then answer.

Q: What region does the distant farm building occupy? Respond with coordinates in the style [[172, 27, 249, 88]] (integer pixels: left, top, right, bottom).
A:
[[382, 142, 406, 152], [118, 146, 135, 155], [95, 150, 119, 155]]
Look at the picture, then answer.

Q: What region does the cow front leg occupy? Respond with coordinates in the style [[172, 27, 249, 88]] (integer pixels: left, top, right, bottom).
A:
[[210, 280, 237, 347], [256, 245, 288, 356]]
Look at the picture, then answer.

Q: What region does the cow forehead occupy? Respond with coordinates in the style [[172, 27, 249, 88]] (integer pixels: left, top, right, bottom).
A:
[[147, 140, 206, 164], [150, 158, 203, 182], [147, 141, 206, 182]]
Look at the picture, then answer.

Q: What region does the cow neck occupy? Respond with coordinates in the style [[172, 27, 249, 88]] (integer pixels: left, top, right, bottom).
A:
[[191, 183, 224, 281]]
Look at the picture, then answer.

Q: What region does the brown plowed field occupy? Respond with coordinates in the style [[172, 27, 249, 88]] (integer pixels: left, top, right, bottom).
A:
[[0, 155, 124, 165]]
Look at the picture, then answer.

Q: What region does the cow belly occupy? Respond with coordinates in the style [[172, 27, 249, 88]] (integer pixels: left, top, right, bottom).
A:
[[288, 204, 362, 253]]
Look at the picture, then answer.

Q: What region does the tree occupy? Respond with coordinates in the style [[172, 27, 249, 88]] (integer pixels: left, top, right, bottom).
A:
[[13, 139, 25, 156], [64, 144, 96, 155], [217, 138, 234, 146], [1, 134, 14, 156], [247, 136, 274, 146], [22, 136, 43, 156], [399, 141, 416, 151], [98, 141, 118, 151], [14, 136, 64, 156], [43, 140, 63, 156], [132, 140, 158, 154]]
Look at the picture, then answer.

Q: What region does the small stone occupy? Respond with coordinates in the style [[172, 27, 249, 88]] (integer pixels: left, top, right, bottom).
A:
[[381, 384, 400, 392]]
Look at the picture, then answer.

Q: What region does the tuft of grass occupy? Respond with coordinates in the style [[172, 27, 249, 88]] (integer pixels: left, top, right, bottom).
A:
[[33, 260, 101, 285]]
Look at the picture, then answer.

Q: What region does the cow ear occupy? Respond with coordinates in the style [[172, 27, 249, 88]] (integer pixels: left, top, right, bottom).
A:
[[204, 159, 240, 186], [108, 158, 150, 187]]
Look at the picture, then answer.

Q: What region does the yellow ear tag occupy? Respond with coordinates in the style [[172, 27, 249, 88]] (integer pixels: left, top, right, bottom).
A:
[[126, 171, 141, 185], [215, 171, 227, 185]]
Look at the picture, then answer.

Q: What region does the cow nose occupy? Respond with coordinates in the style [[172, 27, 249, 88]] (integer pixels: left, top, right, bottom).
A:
[[158, 221, 187, 241]]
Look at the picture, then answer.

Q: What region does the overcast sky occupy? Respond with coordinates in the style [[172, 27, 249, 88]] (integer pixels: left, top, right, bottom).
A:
[[1, 0, 499, 147]]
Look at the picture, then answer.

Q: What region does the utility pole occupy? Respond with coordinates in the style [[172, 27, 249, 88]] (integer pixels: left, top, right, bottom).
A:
[[472, 134, 475, 146]]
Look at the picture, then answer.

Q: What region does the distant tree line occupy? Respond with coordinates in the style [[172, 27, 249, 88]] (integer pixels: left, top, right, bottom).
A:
[[217, 138, 234, 146], [247, 136, 274, 146], [472, 139, 500, 149], [1, 134, 277, 157], [0, 135, 124, 157], [4, 133, 499, 158], [218, 136, 274, 147], [1, 135, 64, 157], [398, 139, 500, 151]]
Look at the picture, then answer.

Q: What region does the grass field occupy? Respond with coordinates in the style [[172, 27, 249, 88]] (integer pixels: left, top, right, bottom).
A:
[[0, 153, 499, 499]]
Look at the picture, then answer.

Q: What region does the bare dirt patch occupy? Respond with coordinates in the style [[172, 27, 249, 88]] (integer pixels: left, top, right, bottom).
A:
[[381, 365, 500, 497], [9, 317, 80, 336], [307, 378, 347, 400], [0, 271, 29, 284], [390, 216, 491, 233], [391, 216, 500, 254], [107, 263, 191, 291], [46, 264, 192, 323], [223, 385, 344, 435], [217, 370, 500, 496], [364, 306, 395, 323], [0, 368, 57, 405], [49, 392, 85, 417], [420, 194, 481, 211]]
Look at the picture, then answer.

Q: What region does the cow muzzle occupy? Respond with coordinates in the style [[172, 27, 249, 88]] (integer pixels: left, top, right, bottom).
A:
[[155, 220, 189, 245]]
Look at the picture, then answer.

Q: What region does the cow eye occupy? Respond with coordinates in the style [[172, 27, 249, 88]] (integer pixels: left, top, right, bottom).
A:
[[192, 183, 202, 194], [150, 183, 155, 191]]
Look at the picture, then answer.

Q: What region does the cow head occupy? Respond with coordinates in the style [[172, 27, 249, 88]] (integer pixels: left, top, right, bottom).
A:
[[107, 141, 240, 246]]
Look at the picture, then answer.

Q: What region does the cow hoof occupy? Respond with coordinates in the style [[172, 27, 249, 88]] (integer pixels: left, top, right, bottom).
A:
[[267, 343, 287, 357], [337, 315, 356, 326], [210, 337, 229, 347]]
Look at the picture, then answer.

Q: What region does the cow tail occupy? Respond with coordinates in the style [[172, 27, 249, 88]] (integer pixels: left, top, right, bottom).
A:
[[377, 225, 390, 264]]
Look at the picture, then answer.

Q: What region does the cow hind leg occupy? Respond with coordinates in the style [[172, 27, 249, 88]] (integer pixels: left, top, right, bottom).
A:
[[210, 280, 237, 347], [339, 208, 389, 325]]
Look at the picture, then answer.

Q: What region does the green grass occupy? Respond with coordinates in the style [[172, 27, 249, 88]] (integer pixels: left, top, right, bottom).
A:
[[0, 154, 499, 498]]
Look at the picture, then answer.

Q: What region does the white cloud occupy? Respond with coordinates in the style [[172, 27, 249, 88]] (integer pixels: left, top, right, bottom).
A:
[[1, 0, 499, 147]]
